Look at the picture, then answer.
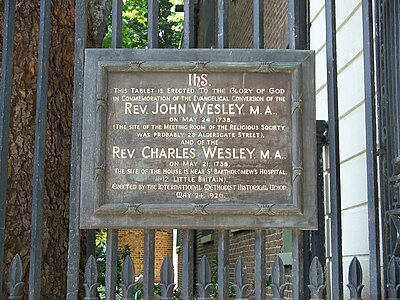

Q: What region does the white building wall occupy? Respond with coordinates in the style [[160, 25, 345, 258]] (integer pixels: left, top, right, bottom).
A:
[[310, 1, 370, 299]]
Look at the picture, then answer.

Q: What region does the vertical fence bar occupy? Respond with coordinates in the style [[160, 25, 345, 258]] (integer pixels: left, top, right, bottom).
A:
[[288, 0, 296, 49], [142, 5, 159, 299], [105, 230, 118, 300], [0, 0, 16, 297], [105, 1, 123, 298], [393, 1, 400, 155], [217, 0, 228, 48], [143, 229, 155, 300], [361, 0, 382, 298], [112, 0, 122, 49], [28, 0, 52, 299], [183, 0, 195, 48], [182, 230, 194, 299], [86, 230, 96, 259], [217, 4, 229, 298], [254, 230, 266, 300], [325, 0, 343, 299], [253, 0, 264, 48], [288, 1, 309, 299], [148, 0, 159, 48], [374, 0, 389, 290], [66, 0, 88, 298], [217, 230, 229, 300], [292, 231, 304, 300]]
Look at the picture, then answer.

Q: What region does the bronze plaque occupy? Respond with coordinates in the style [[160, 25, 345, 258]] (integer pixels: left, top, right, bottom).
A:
[[107, 71, 291, 204], [80, 49, 316, 229]]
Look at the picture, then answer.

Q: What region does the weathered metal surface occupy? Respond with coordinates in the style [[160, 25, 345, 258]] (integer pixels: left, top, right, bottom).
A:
[[387, 256, 400, 300], [183, 0, 195, 48], [325, 0, 344, 298], [28, 0, 52, 299], [218, 230, 229, 300], [121, 256, 136, 300], [361, 0, 382, 298], [111, 0, 122, 48], [0, 0, 16, 296], [105, 230, 118, 300], [271, 256, 287, 300], [7, 254, 23, 300], [182, 230, 194, 299], [143, 229, 155, 300], [218, 0, 228, 48], [80, 49, 316, 229], [253, 0, 264, 48], [233, 256, 250, 300], [347, 257, 364, 300], [308, 257, 325, 300], [196, 256, 213, 300], [254, 229, 266, 300], [148, 0, 158, 48], [66, 0, 88, 298], [160, 256, 175, 300], [84, 255, 99, 300], [292, 230, 305, 299]]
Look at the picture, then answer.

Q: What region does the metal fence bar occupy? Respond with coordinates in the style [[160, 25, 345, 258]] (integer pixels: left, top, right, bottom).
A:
[[86, 230, 96, 259], [66, 0, 88, 298], [105, 230, 118, 300], [386, 1, 397, 160], [217, 230, 229, 300], [253, 0, 264, 48], [105, 1, 123, 298], [28, 0, 52, 299], [183, 0, 195, 48], [148, 0, 159, 48], [254, 230, 266, 300], [325, 0, 343, 299], [182, 230, 194, 299], [143, 229, 155, 300], [0, 0, 16, 297], [288, 0, 309, 49], [288, 1, 310, 299], [393, 0, 400, 156], [112, 0, 123, 48], [361, 0, 382, 298], [292, 230, 304, 300], [217, 0, 228, 48]]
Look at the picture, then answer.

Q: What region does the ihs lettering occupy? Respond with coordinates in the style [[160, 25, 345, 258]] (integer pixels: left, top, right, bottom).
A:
[[188, 73, 208, 87]]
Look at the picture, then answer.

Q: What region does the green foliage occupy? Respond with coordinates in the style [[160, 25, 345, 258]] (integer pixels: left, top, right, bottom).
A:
[[102, 0, 183, 48]]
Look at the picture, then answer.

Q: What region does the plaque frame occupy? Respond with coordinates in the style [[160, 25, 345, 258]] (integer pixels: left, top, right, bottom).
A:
[[80, 49, 316, 229]]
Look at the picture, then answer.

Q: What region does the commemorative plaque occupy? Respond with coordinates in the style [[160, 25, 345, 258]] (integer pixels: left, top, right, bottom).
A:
[[80, 49, 316, 229]]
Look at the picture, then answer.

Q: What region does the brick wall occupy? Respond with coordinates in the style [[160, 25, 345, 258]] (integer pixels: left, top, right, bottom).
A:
[[118, 229, 173, 282]]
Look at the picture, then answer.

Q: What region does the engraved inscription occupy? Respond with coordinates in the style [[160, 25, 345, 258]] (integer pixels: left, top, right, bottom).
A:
[[105, 72, 292, 204]]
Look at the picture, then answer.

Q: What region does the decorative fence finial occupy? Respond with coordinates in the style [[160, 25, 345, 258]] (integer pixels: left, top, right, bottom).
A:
[[160, 255, 175, 300], [271, 256, 287, 300], [7, 254, 24, 300], [233, 256, 250, 300], [196, 256, 213, 300], [387, 256, 400, 300], [308, 256, 325, 300], [347, 257, 364, 300], [83, 255, 99, 300], [121, 255, 135, 300]]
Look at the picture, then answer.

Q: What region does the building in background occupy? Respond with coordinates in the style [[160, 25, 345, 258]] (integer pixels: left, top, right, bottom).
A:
[[176, 1, 395, 299]]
